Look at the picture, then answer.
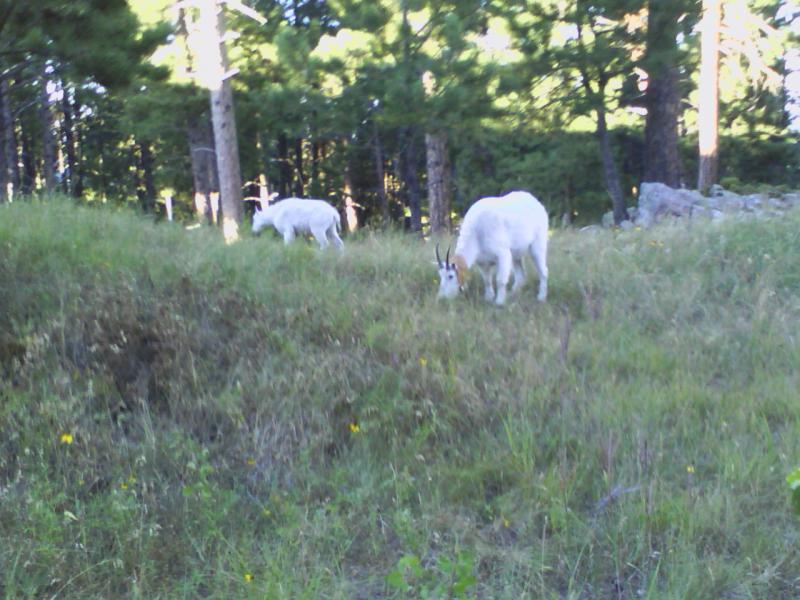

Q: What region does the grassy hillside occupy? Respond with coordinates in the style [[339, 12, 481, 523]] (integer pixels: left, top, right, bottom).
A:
[[1, 197, 799, 599]]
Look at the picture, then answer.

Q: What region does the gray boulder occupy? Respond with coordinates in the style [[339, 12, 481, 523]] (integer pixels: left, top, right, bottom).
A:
[[638, 182, 705, 221], [592, 182, 797, 229]]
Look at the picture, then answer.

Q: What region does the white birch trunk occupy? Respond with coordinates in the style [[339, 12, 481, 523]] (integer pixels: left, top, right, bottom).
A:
[[196, 0, 243, 243], [697, 0, 722, 193]]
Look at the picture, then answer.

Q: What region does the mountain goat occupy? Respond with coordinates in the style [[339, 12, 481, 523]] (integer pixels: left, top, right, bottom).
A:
[[252, 197, 344, 251], [436, 190, 548, 305]]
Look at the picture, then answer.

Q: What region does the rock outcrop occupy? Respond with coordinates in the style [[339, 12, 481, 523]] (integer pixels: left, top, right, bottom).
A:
[[600, 182, 800, 229]]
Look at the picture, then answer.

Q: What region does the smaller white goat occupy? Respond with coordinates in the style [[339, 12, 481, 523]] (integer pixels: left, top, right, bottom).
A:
[[252, 197, 344, 251], [436, 190, 548, 305]]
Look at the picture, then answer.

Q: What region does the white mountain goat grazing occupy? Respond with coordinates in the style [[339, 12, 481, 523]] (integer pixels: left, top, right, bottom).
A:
[[436, 190, 548, 305], [252, 197, 344, 251]]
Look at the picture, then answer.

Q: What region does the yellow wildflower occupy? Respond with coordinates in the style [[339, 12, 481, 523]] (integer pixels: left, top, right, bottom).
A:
[[687, 465, 695, 474], [419, 357, 428, 368], [244, 572, 253, 583], [120, 482, 128, 490], [246, 457, 256, 466], [60, 433, 74, 445], [348, 422, 360, 433]]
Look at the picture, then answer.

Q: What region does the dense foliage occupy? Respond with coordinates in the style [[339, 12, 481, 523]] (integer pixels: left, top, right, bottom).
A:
[[0, 0, 797, 226]]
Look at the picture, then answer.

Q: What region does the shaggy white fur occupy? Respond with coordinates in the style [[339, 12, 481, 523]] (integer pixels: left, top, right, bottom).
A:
[[437, 191, 548, 305], [252, 198, 344, 251]]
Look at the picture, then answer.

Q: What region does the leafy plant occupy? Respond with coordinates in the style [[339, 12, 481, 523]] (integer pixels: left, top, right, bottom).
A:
[[788, 468, 800, 516], [386, 552, 477, 599]]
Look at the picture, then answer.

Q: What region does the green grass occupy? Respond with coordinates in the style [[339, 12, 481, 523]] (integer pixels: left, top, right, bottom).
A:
[[1, 196, 799, 598]]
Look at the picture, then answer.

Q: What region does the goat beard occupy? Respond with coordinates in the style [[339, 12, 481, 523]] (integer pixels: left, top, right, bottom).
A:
[[453, 255, 469, 286]]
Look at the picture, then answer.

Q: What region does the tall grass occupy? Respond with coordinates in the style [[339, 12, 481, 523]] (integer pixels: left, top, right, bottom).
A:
[[1, 196, 799, 598]]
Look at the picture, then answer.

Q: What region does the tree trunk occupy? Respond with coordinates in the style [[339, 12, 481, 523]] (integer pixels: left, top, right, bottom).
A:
[[98, 135, 108, 201], [643, 0, 682, 187], [20, 123, 35, 196], [372, 124, 389, 228], [180, 5, 219, 222], [697, 0, 721, 193], [0, 78, 19, 201], [0, 81, 7, 202], [643, 68, 682, 186], [257, 173, 270, 206], [310, 139, 321, 197], [39, 68, 57, 193], [425, 130, 451, 234], [343, 161, 358, 233], [293, 138, 304, 197], [0, 108, 5, 202], [71, 92, 84, 198], [596, 103, 628, 224], [139, 142, 157, 213], [61, 86, 77, 196], [254, 130, 272, 206], [0, 78, 20, 200], [197, 0, 243, 243], [131, 145, 145, 206], [401, 128, 422, 233], [277, 133, 291, 198], [399, 2, 422, 234], [188, 116, 218, 223]]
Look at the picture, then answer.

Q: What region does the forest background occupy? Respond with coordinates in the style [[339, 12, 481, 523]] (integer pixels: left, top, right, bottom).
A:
[[4, 2, 800, 598], [1, 0, 798, 232]]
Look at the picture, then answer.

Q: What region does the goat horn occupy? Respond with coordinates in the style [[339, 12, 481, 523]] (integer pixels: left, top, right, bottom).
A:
[[435, 242, 442, 267], [445, 245, 451, 267]]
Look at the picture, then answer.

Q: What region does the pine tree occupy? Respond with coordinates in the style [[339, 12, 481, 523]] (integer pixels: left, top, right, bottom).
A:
[[194, 0, 244, 242], [642, 0, 696, 188], [38, 65, 57, 193], [505, 0, 641, 224], [0, 0, 167, 199], [329, 0, 493, 232]]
